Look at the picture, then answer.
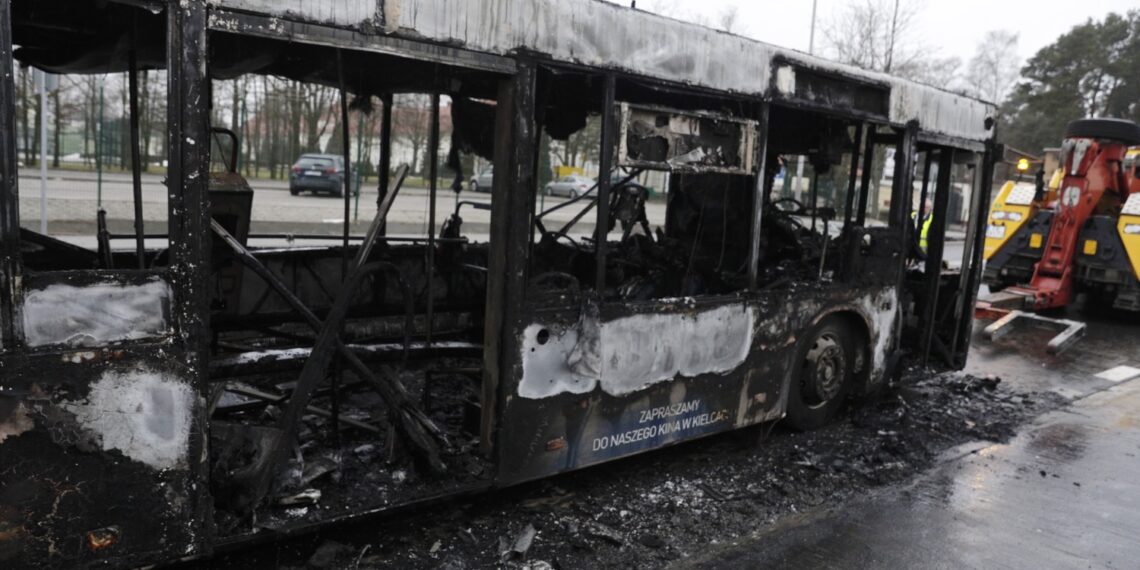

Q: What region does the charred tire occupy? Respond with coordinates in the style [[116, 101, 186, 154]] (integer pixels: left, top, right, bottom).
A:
[[786, 316, 856, 431], [1065, 118, 1140, 145]]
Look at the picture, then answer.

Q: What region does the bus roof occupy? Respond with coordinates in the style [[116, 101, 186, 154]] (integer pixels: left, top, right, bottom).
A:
[[211, 0, 997, 142]]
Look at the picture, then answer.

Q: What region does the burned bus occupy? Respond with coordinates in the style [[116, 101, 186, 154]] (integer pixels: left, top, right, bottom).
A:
[[0, 1, 997, 567]]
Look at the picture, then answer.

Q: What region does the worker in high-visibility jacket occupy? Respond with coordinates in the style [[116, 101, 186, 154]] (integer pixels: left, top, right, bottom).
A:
[[912, 199, 934, 255]]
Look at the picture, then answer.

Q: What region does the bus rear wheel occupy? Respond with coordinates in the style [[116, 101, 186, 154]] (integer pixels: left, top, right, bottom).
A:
[[786, 316, 855, 431]]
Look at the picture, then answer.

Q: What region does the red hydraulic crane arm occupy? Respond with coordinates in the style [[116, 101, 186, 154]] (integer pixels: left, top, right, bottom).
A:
[[1025, 139, 1127, 309]]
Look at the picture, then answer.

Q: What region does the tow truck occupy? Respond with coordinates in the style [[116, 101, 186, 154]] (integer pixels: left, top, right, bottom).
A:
[[979, 118, 1140, 353]]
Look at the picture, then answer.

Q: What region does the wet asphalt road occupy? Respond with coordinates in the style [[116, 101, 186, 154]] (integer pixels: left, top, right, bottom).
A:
[[683, 310, 1140, 569]]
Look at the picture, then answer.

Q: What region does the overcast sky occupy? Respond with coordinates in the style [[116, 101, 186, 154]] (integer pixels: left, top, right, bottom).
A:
[[643, 0, 1136, 64]]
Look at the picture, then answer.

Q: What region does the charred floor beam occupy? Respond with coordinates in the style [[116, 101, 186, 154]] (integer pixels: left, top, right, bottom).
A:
[[213, 221, 422, 384], [209, 184, 448, 507], [209, 341, 482, 379], [223, 383, 381, 434], [237, 254, 444, 510], [208, 168, 419, 401]]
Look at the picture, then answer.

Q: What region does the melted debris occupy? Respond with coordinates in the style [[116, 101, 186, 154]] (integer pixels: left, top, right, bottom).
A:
[[189, 370, 1064, 569]]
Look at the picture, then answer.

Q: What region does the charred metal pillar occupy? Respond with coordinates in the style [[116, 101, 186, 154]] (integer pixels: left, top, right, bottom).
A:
[[917, 150, 934, 226], [335, 50, 354, 447], [842, 122, 863, 232], [0, 0, 21, 348], [748, 102, 770, 290], [891, 122, 919, 356], [378, 92, 393, 219], [482, 62, 536, 455], [952, 140, 998, 364], [595, 74, 617, 292], [856, 126, 876, 227], [920, 147, 954, 365], [128, 31, 147, 269], [338, 51, 353, 277], [168, 0, 211, 359], [888, 123, 918, 231], [426, 93, 440, 345], [166, 0, 213, 547]]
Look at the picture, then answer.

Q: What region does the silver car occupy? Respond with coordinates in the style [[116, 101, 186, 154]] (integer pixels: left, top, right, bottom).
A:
[[543, 175, 595, 198], [468, 166, 494, 193]]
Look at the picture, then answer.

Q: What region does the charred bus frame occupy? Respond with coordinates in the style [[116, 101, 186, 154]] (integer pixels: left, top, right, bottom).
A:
[[0, 1, 997, 568]]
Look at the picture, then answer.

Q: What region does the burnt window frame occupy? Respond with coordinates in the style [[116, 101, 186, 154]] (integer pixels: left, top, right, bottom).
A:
[[0, 3, 175, 355], [753, 104, 896, 290], [524, 67, 768, 305], [0, 2, 183, 356], [593, 76, 767, 302]]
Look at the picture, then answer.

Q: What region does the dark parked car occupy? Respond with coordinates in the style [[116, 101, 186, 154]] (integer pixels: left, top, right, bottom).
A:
[[289, 154, 356, 197]]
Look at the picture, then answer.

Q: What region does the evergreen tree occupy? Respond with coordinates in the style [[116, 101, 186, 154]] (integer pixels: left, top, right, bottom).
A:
[[1002, 11, 1139, 153]]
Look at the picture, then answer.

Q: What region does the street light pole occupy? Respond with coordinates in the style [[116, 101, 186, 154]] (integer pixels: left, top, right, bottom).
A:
[[37, 71, 47, 234], [794, 0, 818, 201], [97, 77, 104, 207], [809, 0, 818, 53]]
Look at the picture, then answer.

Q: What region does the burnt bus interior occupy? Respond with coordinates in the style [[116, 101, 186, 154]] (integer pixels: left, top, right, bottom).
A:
[[0, 1, 994, 567]]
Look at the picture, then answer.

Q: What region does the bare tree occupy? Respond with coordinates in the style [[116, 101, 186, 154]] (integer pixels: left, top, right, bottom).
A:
[[718, 6, 742, 34], [393, 94, 433, 175], [137, 70, 168, 170], [823, 0, 930, 79], [908, 55, 964, 89], [637, 0, 685, 18], [302, 84, 337, 153], [72, 75, 97, 166], [558, 114, 602, 168], [637, 0, 744, 34], [965, 30, 1020, 103], [51, 88, 62, 167]]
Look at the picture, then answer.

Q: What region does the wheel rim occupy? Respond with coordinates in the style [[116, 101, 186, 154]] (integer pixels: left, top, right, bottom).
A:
[[801, 332, 847, 408]]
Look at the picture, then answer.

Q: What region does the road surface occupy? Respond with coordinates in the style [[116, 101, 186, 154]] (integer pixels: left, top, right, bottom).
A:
[[15, 167, 649, 239], [682, 310, 1140, 569]]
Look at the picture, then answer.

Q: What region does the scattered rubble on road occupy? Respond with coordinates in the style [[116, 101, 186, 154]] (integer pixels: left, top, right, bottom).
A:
[[195, 369, 1064, 569]]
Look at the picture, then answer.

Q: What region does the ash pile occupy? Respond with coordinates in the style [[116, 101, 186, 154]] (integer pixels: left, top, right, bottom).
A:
[[205, 371, 1063, 569]]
